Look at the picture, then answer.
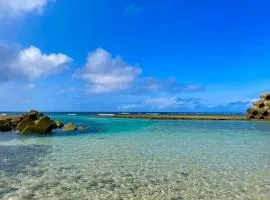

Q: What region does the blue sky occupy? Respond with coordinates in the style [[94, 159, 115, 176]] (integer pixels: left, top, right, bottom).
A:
[[0, 0, 269, 112]]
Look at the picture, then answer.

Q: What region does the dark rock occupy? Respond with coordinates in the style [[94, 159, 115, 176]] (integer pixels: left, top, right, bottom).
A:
[[0, 119, 19, 132], [0, 121, 13, 131], [180, 172, 189, 177], [21, 110, 43, 121]]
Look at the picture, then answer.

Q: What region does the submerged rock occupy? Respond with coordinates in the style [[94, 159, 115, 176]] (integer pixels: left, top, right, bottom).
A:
[[77, 126, 87, 132], [63, 123, 77, 132]]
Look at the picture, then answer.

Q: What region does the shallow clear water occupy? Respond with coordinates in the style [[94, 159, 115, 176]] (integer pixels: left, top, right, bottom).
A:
[[1, 115, 270, 200]]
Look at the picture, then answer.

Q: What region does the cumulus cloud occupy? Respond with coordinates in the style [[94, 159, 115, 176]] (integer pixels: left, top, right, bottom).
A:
[[0, 0, 50, 17], [77, 48, 142, 93], [0, 43, 72, 82]]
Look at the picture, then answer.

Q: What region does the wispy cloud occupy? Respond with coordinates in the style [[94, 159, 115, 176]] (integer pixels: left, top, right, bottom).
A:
[[117, 97, 252, 112], [118, 96, 204, 111], [210, 100, 252, 112], [131, 77, 204, 94], [24, 83, 36, 90], [117, 104, 143, 110], [124, 1, 143, 16]]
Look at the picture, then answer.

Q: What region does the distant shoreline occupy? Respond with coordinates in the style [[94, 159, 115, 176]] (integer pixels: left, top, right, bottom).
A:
[[2, 113, 265, 121], [99, 114, 249, 121]]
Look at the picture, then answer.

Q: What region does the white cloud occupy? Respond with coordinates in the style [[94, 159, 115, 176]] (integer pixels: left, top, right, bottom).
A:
[[77, 48, 142, 93], [144, 97, 183, 109], [14, 46, 72, 79], [0, 0, 50, 17], [25, 83, 36, 90], [184, 84, 203, 91], [117, 104, 143, 110], [0, 44, 72, 82]]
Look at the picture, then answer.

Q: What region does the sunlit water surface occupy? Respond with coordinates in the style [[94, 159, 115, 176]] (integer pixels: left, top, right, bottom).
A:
[[1, 114, 270, 200]]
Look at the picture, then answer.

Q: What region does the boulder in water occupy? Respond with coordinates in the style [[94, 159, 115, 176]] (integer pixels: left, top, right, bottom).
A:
[[16, 110, 64, 134], [16, 118, 35, 132], [32, 116, 56, 133], [21, 116, 55, 134], [63, 123, 77, 132]]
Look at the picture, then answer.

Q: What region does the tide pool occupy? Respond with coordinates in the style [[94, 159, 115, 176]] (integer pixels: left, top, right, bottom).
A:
[[0, 114, 270, 199]]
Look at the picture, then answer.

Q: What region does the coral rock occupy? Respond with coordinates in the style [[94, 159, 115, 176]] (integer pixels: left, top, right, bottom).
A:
[[64, 123, 77, 132]]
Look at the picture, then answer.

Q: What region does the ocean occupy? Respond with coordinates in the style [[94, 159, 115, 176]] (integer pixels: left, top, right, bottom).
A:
[[0, 113, 269, 199]]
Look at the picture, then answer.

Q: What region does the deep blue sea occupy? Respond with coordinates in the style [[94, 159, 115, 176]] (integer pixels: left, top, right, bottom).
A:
[[0, 113, 269, 199]]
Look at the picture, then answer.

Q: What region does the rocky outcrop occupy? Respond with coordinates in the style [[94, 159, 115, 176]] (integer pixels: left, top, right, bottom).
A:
[[247, 93, 270, 120], [17, 111, 66, 134], [16, 118, 35, 132], [0, 110, 65, 134], [19, 116, 57, 134], [21, 110, 44, 121], [0, 119, 16, 131]]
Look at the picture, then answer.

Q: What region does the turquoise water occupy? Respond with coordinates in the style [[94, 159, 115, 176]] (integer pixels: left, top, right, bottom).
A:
[[1, 115, 270, 200]]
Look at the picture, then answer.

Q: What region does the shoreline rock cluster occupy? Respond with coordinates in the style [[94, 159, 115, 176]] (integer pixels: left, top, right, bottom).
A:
[[0, 117, 19, 132], [247, 93, 270, 120], [0, 110, 65, 134]]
